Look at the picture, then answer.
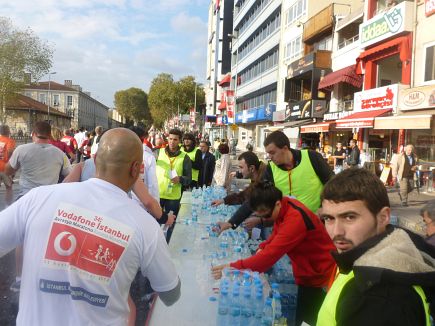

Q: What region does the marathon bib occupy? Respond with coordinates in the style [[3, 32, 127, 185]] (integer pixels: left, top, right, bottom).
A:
[[43, 203, 134, 284]]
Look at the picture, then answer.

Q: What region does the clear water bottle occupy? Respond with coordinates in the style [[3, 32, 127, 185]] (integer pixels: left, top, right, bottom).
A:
[[241, 288, 253, 324], [261, 297, 273, 326], [217, 287, 230, 326], [251, 290, 264, 326], [272, 292, 282, 321], [229, 287, 241, 325]]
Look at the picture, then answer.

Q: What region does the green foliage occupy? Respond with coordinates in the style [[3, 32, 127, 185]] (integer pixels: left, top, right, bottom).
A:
[[0, 17, 53, 122], [148, 73, 205, 128], [114, 87, 151, 124]]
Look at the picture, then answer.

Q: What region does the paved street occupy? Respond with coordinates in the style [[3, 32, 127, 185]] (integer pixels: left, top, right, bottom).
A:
[[0, 174, 433, 325]]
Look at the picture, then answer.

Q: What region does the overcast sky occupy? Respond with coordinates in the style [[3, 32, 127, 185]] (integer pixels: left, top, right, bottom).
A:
[[0, 0, 209, 107]]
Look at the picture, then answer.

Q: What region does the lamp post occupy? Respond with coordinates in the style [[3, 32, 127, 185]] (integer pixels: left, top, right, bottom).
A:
[[47, 71, 56, 124]]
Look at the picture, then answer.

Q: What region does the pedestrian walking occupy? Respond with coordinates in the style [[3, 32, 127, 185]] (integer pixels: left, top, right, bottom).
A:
[[391, 144, 418, 206]]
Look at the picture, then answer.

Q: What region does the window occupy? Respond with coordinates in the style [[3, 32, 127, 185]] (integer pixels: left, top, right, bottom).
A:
[[53, 94, 60, 106], [39, 93, 46, 104], [285, 36, 302, 60], [286, 0, 306, 26], [424, 44, 435, 82], [66, 95, 73, 107], [25, 92, 32, 98]]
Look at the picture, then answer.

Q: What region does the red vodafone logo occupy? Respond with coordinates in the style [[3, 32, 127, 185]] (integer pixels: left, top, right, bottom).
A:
[[53, 232, 77, 256]]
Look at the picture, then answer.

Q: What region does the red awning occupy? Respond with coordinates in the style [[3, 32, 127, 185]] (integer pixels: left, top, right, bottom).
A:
[[219, 74, 231, 87], [318, 66, 363, 90], [336, 109, 392, 128], [218, 101, 227, 110], [300, 121, 334, 133], [356, 34, 411, 74]]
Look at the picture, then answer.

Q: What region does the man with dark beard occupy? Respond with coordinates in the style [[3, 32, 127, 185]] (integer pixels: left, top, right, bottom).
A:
[[181, 133, 202, 189]]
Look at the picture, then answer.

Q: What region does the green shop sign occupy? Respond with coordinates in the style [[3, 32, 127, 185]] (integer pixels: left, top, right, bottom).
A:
[[360, 1, 410, 48]]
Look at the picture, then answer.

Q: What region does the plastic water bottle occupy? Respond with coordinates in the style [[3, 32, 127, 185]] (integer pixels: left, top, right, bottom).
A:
[[241, 288, 253, 324], [217, 287, 230, 326], [250, 290, 263, 326], [272, 292, 282, 321], [229, 287, 241, 325], [261, 297, 273, 326]]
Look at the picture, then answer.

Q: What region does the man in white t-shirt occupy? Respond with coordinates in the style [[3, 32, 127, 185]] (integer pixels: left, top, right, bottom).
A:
[[0, 128, 180, 325], [74, 127, 85, 163]]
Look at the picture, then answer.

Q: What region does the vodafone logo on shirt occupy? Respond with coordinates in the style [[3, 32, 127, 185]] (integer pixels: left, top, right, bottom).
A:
[[44, 203, 134, 283]]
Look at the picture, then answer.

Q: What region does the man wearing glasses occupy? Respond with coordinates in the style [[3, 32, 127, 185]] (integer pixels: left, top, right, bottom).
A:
[[421, 201, 435, 247]]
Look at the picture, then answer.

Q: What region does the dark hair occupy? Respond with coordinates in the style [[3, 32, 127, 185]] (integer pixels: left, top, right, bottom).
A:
[[421, 200, 435, 222], [33, 121, 51, 139], [238, 151, 260, 170], [264, 130, 290, 149], [0, 125, 10, 136], [168, 128, 182, 140], [129, 126, 145, 139], [218, 143, 229, 154], [321, 168, 390, 217], [182, 133, 195, 142], [200, 140, 210, 147], [249, 182, 283, 211]]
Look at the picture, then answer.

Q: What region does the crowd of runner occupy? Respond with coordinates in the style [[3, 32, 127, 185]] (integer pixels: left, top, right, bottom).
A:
[[0, 121, 434, 325]]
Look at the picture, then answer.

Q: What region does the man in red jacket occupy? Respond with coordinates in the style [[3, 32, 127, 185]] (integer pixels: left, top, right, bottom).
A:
[[212, 182, 336, 326]]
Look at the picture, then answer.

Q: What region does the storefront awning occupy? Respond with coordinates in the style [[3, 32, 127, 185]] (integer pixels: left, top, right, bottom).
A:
[[318, 66, 362, 90], [356, 35, 411, 74], [300, 121, 334, 133], [218, 101, 227, 110], [218, 74, 231, 87], [336, 109, 392, 128], [374, 114, 432, 130]]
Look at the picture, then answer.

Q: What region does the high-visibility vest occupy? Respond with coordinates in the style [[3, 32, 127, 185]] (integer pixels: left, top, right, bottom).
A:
[[317, 271, 431, 326], [156, 148, 186, 200], [182, 147, 199, 182], [270, 150, 323, 212]]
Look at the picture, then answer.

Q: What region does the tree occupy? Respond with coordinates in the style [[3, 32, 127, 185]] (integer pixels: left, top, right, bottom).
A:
[[114, 87, 151, 125], [0, 17, 53, 123], [148, 73, 177, 127], [148, 73, 205, 128]]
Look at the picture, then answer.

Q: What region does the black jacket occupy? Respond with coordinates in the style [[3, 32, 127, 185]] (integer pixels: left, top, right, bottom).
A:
[[228, 149, 333, 228], [332, 225, 435, 326], [198, 151, 215, 187], [347, 145, 360, 166]]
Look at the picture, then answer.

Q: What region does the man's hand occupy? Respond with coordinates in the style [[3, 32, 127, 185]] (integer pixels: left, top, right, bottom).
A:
[[216, 221, 232, 234], [211, 199, 224, 206], [242, 216, 261, 230], [171, 176, 180, 184], [211, 264, 230, 280], [166, 212, 176, 226]]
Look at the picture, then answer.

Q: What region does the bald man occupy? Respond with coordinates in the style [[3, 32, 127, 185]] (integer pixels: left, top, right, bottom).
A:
[[0, 128, 180, 325]]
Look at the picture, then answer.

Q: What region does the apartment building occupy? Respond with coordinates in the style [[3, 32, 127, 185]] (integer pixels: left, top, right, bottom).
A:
[[23, 80, 109, 131]]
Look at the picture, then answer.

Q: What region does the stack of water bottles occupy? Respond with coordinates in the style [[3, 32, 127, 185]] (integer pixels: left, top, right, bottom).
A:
[[217, 268, 287, 326], [268, 255, 298, 326]]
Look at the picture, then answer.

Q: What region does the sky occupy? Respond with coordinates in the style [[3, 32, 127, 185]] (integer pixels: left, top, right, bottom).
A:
[[0, 0, 209, 107]]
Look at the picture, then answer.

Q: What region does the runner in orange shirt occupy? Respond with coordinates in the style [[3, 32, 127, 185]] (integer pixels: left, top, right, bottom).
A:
[[0, 125, 15, 205]]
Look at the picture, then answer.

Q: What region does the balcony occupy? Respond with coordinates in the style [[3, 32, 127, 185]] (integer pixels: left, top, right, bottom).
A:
[[303, 3, 352, 43], [338, 34, 359, 50]]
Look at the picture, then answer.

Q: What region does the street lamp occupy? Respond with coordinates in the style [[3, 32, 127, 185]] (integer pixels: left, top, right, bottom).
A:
[[47, 71, 56, 124]]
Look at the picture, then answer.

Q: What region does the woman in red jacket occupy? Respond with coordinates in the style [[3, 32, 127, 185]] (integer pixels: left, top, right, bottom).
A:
[[212, 182, 336, 326]]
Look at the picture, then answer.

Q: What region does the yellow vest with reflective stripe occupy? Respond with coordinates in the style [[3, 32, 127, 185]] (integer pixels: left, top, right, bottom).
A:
[[182, 147, 199, 182], [269, 150, 323, 212], [156, 148, 186, 200], [317, 271, 431, 326]]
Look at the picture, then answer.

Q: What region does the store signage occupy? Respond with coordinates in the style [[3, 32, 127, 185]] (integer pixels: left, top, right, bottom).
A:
[[399, 85, 435, 110], [312, 100, 328, 118], [273, 110, 286, 122], [285, 100, 312, 121], [323, 111, 352, 121], [287, 53, 314, 78], [360, 1, 412, 48], [354, 84, 399, 113], [336, 119, 374, 128], [426, 0, 435, 17]]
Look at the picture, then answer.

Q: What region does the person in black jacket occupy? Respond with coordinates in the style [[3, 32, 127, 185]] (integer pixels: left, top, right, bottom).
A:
[[198, 140, 215, 187], [347, 139, 360, 167], [317, 168, 435, 326]]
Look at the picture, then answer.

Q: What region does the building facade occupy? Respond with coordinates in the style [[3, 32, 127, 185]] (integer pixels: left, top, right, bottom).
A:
[[23, 80, 109, 131]]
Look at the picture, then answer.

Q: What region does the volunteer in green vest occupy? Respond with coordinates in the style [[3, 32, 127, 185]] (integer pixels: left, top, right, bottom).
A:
[[156, 129, 192, 238], [221, 130, 333, 231], [181, 133, 202, 189], [318, 168, 435, 326]]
